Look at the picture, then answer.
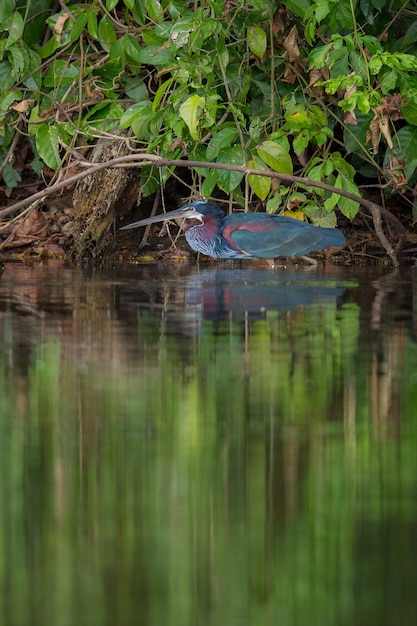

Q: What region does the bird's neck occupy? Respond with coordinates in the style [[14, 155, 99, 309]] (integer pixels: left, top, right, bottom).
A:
[[184, 214, 224, 257]]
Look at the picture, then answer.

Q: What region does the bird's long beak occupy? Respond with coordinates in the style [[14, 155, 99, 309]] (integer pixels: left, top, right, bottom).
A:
[[119, 206, 202, 230]]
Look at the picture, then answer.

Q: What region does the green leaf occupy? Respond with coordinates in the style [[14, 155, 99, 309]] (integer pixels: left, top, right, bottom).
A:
[[7, 44, 25, 74], [282, 0, 310, 18], [179, 94, 205, 140], [368, 54, 383, 74], [152, 78, 174, 112], [106, 0, 119, 9], [308, 161, 326, 182], [0, 0, 14, 22], [343, 111, 372, 154], [35, 34, 60, 59], [292, 131, 310, 155], [330, 49, 349, 77], [309, 43, 331, 69], [3, 12, 24, 49], [305, 18, 316, 45], [70, 13, 89, 42], [371, 0, 387, 9], [388, 125, 417, 181], [334, 173, 360, 219], [379, 68, 398, 94], [146, 0, 163, 22], [35, 123, 61, 169], [125, 76, 149, 100], [133, 45, 175, 67], [122, 34, 143, 63], [1, 160, 21, 190], [200, 169, 219, 198], [248, 156, 271, 200], [398, 22, 417, 49], [23, 49, 42, 90], [217, 35, 229, 67], [337, 0, 354, 30], [0, 90, 22, 113], [247, 25, 267, 58], [304, 202, 337, 227], [349, 50, 368, 78], [19, 0, 55, 46], [337, 196, 359, 220], [43, 60, 79, 87], [315, 0, 330, 22], [206, 127, 239, 160], [402, 101, 417, 126], [0, 60, 15, 91], [140, 165, 160, 197], [109, 37, 126, 65], [170, 19, 193, 48], [324, 192, 340, 212], [256, 141, 293, 174], [266, 194, 283, 213], [120, 101, 151, 129], [217, 146, 244, 192], [97, 15, 117, 51], [165, 109, 184, 138], [87, 12, 98, 38], [132, 112, 153, 140], [360, 35, 382, 54]]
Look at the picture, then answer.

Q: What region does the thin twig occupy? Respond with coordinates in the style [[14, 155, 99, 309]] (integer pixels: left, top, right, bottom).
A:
[[139, 188, 160, 249], [0, 123, 22, 180]]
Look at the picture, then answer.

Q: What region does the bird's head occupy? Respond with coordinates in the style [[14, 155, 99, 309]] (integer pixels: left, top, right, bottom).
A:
[[119, 201, 225, 231]]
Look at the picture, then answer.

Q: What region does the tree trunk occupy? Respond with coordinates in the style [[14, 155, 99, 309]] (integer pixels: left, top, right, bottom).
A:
[[72, 132, 139, 257]]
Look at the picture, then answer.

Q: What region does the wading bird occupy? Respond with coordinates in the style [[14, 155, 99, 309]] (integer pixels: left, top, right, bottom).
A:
[[120, 201, 345, 261]]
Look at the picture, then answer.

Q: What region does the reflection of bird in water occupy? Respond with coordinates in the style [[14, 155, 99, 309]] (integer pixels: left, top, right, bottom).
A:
[[120, 201, 345, 262], [184, 268, 347, 321]]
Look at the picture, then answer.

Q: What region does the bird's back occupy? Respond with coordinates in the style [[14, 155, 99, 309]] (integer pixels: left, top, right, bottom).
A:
[[222, 213, 345, 258]]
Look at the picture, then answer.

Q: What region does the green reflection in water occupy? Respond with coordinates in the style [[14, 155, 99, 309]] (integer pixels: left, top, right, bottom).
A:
[[0, 265, 416, 626]]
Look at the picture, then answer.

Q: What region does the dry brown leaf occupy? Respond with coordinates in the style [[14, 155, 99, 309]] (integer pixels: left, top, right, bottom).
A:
[[272, 11, 285, 37], [271, 178, 281, 191], [296, 149, 308, 167], [309, 67, 329, 97], [377, 95, 403, 120], [55, 13, 70, 42], [282, 65, 298, 84], [287, 196, 303, 210], [282, 26, 300, 63], [17, 211, 48, 238], [309, 67, 329, 86], [223, 0, 232, 18], [385, 156, 407, 189], [378, 114, 394, 150], [11, 99, 34, 113], [366, 117, 381, 154], [344, 81, 357, 100], [343, 110, 357, 125], [2, 211, 49, 249]]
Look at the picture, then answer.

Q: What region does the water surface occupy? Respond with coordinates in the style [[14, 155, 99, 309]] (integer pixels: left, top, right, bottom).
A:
[[0, 261, 416, 626]]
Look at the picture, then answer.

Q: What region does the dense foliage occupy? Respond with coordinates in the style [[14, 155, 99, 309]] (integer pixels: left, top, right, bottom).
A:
[[1, 0, 417, 226]]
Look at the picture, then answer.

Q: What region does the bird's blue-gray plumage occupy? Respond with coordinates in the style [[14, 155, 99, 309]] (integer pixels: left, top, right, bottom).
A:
[[120, 201, 345, 260]]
